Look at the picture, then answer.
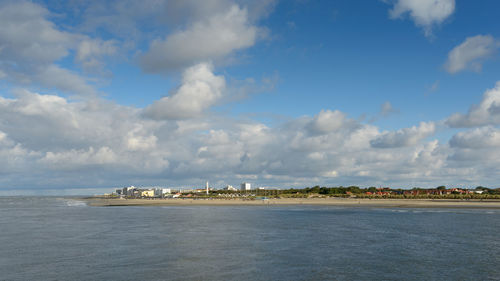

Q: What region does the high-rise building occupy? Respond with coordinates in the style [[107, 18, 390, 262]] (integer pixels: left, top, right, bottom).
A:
[[123, 186, 137, 196], [240, 182, 251, 191]]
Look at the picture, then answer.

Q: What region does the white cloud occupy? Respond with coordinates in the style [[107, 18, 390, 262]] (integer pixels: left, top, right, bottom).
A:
[[0, 1, 125, 97], [3, 89, 500, 189], [449, 126, 500, 148], [0, 130, 6, 143], [143, 63, 226, 119], [307, 110, 352, 135], [74, 0, 229, 39], [370, 122, 436, 148], [0, 89, 172, 179], [140, 5, 259, 72], [6, 0, 500, 191], [34, 65, 98, 97], [125, 125, 158, 151], [446, 82, 500, 128], [0, 0, 272, 98], [0, 1, 112, 96], [70, 0, 275, 39], [40, 146, 117, 169], [388, 0, 455, 36], [0, 1, 73, 64], [446, 127, 500, 176], [444, 35, 500, 74], [0, 89, 127, 151], [76, 39, 117, 73]]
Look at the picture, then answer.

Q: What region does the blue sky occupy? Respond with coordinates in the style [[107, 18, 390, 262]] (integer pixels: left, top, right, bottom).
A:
[[1, 0, 500, 194]]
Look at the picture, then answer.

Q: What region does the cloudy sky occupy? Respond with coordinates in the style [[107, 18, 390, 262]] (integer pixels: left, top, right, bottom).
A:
[[1, 0, 500, 194]]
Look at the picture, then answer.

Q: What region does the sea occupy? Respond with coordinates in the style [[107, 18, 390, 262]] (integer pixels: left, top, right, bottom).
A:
[[0, 197, 499, 281]]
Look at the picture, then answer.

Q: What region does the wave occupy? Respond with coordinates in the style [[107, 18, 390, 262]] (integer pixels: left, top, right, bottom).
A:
[[64, 199, 87, 207]]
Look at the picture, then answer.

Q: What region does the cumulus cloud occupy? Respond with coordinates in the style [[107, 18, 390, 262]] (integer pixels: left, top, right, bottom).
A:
[[34, 65, 98, 97], [143, 63, 226, 119], [444, 35, 500, 74], [306, 110, 357, 135], [446, 127, 500, 174], [0, 90, 171, 178], [446, 82, 500, 128], [40, 147, 117, 169], [76, 39, 117, 73], [125, 126, 158, 151], [5, 0, 500, 191], [0, 130, 7, 144], [0, 90, 418, 187], [370, 122, 436, 148], [3, 88, 500, 189], [0, 1, 117, 96], [388, 0, 455, 36], [0, 0, 271, 97], [140, 5, 259, 73], [0, 89, 131, 151], [67, 0, 275, 39], [449, 126, 500, 148], [0, 1, 73, 64], [73, 0, 230, 39]]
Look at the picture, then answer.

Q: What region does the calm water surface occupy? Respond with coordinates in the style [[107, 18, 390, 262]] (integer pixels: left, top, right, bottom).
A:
[[0, 197, 499, 280]]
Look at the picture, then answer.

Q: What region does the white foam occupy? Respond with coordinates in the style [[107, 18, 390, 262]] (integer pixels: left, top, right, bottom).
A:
[[64, 199, 87, 207]]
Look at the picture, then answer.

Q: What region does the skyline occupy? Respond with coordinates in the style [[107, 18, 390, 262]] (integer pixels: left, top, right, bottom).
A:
[[1, 0, 500, 194]]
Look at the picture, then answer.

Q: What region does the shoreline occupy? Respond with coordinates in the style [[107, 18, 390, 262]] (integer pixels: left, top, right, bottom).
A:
[[83, 197, 500, 209]]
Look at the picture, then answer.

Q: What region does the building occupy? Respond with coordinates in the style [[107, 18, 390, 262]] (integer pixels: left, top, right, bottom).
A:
[[140, 189, 155, 197], [154, 188, 171, 197], [154, 188, 162, 197], [225, 185, 237, 191], [123, 186, 137, 196], [241, 182, 251, 191]]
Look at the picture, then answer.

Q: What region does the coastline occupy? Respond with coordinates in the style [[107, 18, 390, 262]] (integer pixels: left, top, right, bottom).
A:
[[83, 197, 500, 209]]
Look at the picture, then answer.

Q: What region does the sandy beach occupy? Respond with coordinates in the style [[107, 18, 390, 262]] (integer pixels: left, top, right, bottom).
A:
[[84, 197, 500, 209]]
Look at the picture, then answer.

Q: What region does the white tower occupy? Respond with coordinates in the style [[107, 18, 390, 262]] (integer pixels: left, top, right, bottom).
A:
[[206, 181, 209, 195]]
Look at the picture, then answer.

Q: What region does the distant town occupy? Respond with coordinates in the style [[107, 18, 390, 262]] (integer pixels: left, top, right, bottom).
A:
[[105, 183, 500, 200]]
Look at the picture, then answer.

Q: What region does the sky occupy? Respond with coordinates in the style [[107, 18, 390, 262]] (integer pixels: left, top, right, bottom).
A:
[[1, 0, 500, 194]]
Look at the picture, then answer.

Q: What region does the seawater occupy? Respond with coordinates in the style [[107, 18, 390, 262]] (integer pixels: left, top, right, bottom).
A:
[[1, 197, 499, 281]]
